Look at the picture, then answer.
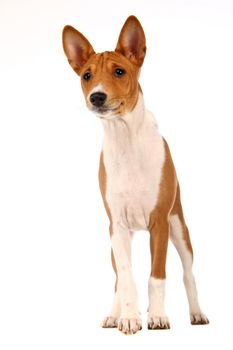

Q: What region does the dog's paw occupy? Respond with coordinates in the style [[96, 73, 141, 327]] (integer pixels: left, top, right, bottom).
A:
[[101, 316, 118, 328], [118, 318, 142, 335], [190, 312, 209, 325], [148, 316, 170, 330]]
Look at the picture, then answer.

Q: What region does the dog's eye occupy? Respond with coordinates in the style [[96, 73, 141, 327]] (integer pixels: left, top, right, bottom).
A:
[[83, 72, 92, 81], [114, 68, 125, 77]]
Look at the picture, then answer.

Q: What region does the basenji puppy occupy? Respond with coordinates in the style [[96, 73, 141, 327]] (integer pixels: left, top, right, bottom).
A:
[[62, 15, 209, 335]]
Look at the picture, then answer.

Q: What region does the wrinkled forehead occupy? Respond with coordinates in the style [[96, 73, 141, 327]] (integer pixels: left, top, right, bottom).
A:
[[80, 51, 139, 74]]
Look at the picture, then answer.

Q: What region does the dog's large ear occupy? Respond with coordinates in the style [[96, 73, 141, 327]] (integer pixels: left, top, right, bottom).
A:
[[62, 26, 95, 75], [115, 16, 146, 67]]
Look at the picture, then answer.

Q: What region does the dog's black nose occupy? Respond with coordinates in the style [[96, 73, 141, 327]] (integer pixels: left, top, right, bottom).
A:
[[90, 92, 107, 107]]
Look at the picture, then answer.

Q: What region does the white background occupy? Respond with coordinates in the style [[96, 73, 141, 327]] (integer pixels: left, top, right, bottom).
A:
[[0, 0, 233, 349]]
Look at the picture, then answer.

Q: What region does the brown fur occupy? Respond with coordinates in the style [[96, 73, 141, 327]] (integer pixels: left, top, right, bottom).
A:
[[148, 139, 177, 279], [171, 183, 194, 256], [62, 17, 144, 116], [80, 52, 140, 115], [148, 139, 194, 279], [98, 152, 113, 234], [99, 152, 118, 291], [115, 15, 146, 67]]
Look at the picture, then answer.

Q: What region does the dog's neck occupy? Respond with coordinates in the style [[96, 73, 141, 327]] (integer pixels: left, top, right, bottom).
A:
[[101, 92, 156, 139], [100, 92, 159, 159]]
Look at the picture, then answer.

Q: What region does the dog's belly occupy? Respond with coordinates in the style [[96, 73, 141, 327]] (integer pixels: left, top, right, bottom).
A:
[[104, 129, 166, 231]]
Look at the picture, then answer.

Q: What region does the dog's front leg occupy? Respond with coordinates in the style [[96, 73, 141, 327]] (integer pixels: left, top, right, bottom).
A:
[[111, 223, 142, 334], [148, 217, 170, 330]]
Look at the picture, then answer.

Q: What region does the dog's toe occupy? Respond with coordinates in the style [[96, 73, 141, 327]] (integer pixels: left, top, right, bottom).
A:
[[118, 318, 142, 335], [148, 316, 170, 330], [101, 316, 118, 328], [190, 313, 209, 325]]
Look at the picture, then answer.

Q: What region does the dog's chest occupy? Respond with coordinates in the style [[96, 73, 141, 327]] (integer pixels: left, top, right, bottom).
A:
[[103, 117, 165, 230]]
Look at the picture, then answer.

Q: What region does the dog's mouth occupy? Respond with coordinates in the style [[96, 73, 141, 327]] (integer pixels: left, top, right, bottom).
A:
[[91, 103, 122, 119]]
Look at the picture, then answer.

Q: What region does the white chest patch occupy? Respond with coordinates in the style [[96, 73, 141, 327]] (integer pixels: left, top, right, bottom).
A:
[[102, 94, 165, 231]]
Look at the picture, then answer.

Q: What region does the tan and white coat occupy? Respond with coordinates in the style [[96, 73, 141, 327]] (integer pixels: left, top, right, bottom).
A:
[[62, 15, 209, 334]]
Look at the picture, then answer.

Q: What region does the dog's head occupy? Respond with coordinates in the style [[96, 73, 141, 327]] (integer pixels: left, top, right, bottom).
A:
[[62, 16, 146, 119]]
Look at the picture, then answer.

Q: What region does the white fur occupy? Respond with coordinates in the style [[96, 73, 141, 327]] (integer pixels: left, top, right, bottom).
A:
[[88, 83, 103, 97], [109, 290, 121, 318], [111, 227, 139, 318], [101, 289, 120, 328], [100, 93, 165, 326], [148, 277, 166, 316], [169, 214, 205, 317], [102, 93, 165, 231], [148, 277, 170, 328]]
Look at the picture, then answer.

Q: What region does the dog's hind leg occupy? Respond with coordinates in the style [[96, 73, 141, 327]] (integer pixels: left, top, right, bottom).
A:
[[169, 185, 209, 325]]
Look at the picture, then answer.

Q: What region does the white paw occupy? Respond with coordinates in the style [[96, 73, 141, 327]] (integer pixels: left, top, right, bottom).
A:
[[148, 316, 170, 330], [101, 316, 118, 328], [118, 318, 142, 335], [190, 312, 209, 325]]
